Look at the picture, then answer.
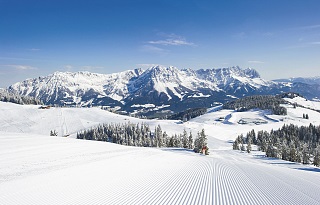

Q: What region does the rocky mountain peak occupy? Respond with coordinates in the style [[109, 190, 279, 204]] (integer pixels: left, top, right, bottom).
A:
[[9, 65, 315, 115]]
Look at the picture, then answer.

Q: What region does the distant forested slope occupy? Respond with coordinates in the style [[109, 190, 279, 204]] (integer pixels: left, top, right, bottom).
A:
[[168, 107, 207, 121], [223, 95, 287, 115]]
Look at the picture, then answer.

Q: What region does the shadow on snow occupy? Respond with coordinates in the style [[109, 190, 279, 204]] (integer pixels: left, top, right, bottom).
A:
[[294, 167, 320, 173]]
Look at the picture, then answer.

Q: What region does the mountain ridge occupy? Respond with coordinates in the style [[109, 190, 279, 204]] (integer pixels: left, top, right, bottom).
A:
[[273, 76, 320, 85], [7, 65, 320, 115]]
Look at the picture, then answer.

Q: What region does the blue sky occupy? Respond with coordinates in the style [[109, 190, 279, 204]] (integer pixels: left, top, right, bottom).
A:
[[1, 0, 320, 87]]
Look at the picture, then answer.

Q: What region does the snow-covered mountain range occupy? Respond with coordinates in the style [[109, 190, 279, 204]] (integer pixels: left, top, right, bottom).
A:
[[7, 65, 320, 115], [273, 76, 320, 85]]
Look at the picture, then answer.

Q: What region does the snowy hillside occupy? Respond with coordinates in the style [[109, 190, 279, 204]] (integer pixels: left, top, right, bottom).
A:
[[285, 96, 320, 110], [1, 100, 320, 204], [0, 101, 182, 137]]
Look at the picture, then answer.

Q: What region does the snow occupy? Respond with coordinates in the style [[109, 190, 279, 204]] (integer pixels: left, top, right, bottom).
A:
[[285, 96, 320, 111], [157, 104, 170, 109], [187, 93, 211, 98], [1, 101, 320, 204], [0, 102, 184, 137], [226, 94, 237, 99], [131, 103, 156, 108]]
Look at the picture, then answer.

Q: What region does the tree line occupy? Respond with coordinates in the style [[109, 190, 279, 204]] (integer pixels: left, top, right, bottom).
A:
[[77, 122, 209, 155], [168, 107, 207, 121], [0, 89, 42, 105], [233, 123, 320, 166], [277, 92, 303, 99], [223, 95, 287, 115]]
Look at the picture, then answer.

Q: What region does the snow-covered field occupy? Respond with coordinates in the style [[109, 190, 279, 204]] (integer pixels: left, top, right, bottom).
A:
[[1, 100, 320, 204]]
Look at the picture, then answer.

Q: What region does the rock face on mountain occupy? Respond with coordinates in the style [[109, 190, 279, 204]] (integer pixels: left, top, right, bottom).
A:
[[7, 65, 320, 115]]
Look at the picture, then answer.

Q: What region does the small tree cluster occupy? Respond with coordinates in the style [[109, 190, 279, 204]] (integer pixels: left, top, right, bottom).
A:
[[233, 130, 255, 153], [194, 129, 209, 155], [234, 124, 320, 166], [50, 130, 58, 136], [223, 95, 287, 115], [77, 123, 208, 153], [303, 113, 309, 119]]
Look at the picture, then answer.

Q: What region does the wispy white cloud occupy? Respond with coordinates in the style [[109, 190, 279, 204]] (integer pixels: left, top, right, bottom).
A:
[[157, 32, 180, 38], [4, 64, 37, 70], [141, 33, 194, 54], [148, 39, 194, 46], [248, 60, 265, 64], [309, 41, 320, 45], [140, 45, 168, 54], [286, 41, 320, 49], [0, 57, 34, 61], [63, 65, 73, 70], [298, 24, 320, 30], [148, 33, 194, 46]]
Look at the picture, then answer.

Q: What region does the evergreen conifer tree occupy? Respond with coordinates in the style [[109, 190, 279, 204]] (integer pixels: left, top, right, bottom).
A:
[[188, 132, 193, 149], [182, 129, 188, 148], [247, 140, 252, 153], [233, 137, 240, 150]]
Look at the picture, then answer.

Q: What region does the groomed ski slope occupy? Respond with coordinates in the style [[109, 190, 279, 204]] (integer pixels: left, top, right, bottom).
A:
[[1, 101, 320, 204]]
